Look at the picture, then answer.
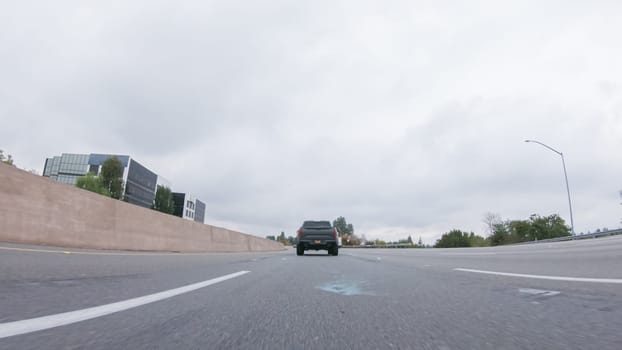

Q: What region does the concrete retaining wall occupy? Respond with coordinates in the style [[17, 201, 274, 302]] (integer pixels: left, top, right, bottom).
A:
[[0, 164, 284, 252]]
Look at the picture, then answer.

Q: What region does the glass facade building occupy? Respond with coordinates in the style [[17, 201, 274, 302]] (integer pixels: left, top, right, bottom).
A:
[[125, 159, 157, 208], [172, 192, 186, 218], [43, 154, 90, 185], [42, 153, 157, 209], [195, 200, 206, 224]]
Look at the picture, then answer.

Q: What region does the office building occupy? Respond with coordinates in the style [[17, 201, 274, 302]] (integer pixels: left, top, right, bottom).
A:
[[172, 192, 206, 224], [43, 153, 158, 209]]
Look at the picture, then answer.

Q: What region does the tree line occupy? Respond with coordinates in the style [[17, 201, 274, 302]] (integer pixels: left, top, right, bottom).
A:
[[434, 213, 571, 248]]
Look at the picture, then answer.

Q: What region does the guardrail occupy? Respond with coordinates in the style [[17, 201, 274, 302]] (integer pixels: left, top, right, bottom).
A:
[[515, 228, 622, 245]]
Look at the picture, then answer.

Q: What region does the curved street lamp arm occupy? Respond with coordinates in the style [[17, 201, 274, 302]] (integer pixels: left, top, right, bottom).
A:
[[524, 140, 562, 155]]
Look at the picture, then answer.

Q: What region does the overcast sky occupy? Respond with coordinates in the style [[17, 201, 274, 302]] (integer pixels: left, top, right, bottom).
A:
[[1, 0, 621, 244]]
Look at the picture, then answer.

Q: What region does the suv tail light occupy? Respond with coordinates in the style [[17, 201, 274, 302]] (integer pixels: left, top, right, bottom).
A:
[[297, 228, 302, 238], [333, 228, 338, 238]]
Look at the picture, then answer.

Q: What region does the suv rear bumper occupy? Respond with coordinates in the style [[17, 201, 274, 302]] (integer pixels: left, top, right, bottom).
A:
[[298, 240, 338, 251]]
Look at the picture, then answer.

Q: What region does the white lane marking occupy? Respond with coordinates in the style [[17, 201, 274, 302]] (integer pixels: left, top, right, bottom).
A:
[[0, 271, 250, 339], [519, 288, 560, 297], [376, 257, 382, 261], [454, 268, 622, 284], [441, 252, 497, 256]]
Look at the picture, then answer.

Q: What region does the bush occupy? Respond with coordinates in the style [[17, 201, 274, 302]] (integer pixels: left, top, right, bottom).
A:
[[435, 230, 487, 248], [76, 173, 110, 196]]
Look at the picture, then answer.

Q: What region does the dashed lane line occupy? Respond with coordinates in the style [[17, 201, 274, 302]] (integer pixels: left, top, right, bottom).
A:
[[441, 252, 497, 256], [519, 288, 561, 297], [0, 271, 250, 339]]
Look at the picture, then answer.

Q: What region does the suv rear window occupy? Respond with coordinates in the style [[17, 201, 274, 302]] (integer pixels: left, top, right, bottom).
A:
[[302, 221, 332, 229]]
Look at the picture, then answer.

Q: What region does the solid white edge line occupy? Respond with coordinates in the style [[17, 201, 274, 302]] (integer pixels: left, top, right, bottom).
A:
[[0, 270, 250, 339], [454, 268, 622, 284]]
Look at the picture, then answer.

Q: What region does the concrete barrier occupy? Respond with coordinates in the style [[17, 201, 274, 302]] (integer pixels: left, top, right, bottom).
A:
[[0, 164, 285, 252]]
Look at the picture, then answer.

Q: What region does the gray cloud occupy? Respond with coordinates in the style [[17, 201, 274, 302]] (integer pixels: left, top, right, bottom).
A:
[[2, 0, 621, 244]]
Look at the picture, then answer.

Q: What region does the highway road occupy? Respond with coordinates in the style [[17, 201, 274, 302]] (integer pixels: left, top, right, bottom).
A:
[[1, 236, 622, 350]]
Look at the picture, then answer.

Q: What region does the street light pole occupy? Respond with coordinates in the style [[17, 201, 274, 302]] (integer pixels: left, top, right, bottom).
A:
[[525, 140, 575, 235]]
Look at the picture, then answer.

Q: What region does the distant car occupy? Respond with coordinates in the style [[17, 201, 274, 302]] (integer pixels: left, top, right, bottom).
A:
[[296, 220, 339, 256]]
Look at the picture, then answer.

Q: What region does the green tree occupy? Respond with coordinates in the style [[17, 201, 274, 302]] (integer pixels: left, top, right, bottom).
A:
[[487, 214, 570, 245], [407, 235, 413, 245], [75, 173, 110, 196], [488, 222, 510, 246], [153, 185, 174, 214], [507, 219, 531, 243], [434, 230, 487, 248], [469, 232, 490, 247], [333, 216, 354, 235], [100, 157, 124, 199], [435, 229, 473, 248], [527, 214, 571, 240], [0, 149, 15, 166]]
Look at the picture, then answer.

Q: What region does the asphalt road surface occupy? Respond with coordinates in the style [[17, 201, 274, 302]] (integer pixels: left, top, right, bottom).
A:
[[1, 236, 622, 350]]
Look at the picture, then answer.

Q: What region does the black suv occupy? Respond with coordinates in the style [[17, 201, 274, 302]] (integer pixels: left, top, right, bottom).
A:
[[296, 220, 339, 256]]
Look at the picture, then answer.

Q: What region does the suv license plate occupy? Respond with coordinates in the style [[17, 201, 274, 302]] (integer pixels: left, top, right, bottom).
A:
[[314, 240, 321, 244]]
